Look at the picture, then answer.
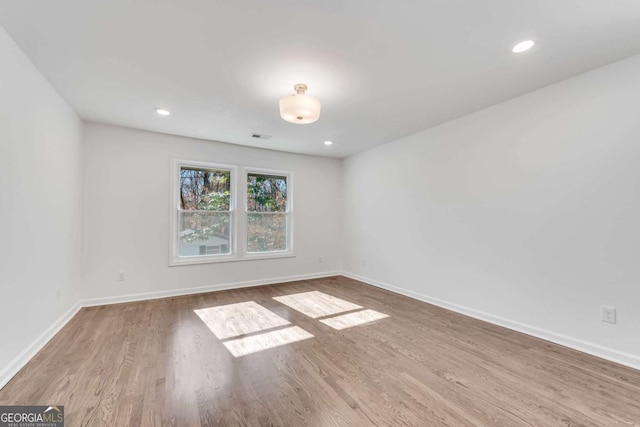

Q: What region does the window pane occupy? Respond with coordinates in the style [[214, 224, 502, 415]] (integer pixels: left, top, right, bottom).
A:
[[247, 174, 287, 212], [180, 167, 230, 211], [179, 211, 231, 257], [247, 213, 287, 253]]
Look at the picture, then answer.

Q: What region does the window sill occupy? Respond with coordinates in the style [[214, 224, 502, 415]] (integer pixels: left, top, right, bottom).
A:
[[243, 251, 295, 261], [169, 253, 295, 267]]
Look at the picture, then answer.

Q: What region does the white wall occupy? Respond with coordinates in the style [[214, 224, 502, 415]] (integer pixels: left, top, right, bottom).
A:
[[343, 53, 640, 368], [3, 15, 639, 384], [0, 26, 83, 381], [82, 123, 342, 301]]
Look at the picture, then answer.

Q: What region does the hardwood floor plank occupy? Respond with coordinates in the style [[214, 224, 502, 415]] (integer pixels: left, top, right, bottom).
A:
[[1, 276, 639, 426]]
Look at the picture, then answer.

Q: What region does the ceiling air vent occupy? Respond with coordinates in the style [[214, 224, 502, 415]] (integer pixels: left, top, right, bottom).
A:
[[252, 133, 272, 140]]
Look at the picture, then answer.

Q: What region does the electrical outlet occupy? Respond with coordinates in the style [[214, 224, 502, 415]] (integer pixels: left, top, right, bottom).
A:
[[319, 256, 323, 264], [601, 306, 616, 324], [361, 259, 366, 267], [56, 288, 62, 301], [117, 271, 126, 282]]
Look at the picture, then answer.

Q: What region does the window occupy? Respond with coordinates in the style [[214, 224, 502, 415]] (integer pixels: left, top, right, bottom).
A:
[[246, 172, 291, 254], [171, 160, 292, 265], [171, 160, 235, 264]]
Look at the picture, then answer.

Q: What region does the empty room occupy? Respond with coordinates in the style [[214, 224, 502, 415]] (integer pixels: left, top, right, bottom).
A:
[[1, 1, 639, 426]]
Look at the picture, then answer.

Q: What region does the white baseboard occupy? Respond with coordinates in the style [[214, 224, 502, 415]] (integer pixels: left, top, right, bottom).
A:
[[5, 270, 637, 392], [341, 271, 640, 371], [0, 270, 341, 390], [0, 301, 83, 390], [80, 271, 342, 307]]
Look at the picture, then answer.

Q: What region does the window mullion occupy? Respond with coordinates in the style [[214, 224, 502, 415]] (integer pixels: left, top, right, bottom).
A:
[[236, 167, 247, 258]]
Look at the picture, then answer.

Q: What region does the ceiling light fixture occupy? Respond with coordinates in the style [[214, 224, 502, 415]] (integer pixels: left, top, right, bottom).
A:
[[155, 108, 171, 116], [324, 140, 333, 146], [512, 40, 535, 53], [279, 84, 321, 124]]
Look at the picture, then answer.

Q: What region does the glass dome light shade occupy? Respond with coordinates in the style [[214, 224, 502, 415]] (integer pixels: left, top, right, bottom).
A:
[[279, 85, 321, 124]]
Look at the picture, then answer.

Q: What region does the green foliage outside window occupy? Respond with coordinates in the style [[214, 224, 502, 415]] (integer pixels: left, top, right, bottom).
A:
[[247, 174, 287, 212], [180, 167, 231, 245], [177, 167, 289, 254], [247, 174, 288, 252]]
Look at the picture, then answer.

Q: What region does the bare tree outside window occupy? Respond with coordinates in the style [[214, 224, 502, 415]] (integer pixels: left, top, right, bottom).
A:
[[179, 167, 231, 256], [247, 174, 288, 253], [172, 162, 292, 264]]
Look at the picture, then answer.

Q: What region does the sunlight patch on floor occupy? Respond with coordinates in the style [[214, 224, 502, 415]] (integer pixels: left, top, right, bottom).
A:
[[223, 326, 314, 357], [273, 291, 362, 318], [194, 301, 290, 340], [195, 293, 386, 357], [320, 309, 389, 330]]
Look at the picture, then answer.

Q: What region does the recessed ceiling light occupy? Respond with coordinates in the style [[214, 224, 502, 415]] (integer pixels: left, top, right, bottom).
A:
[[155, 108, 171, 116], [512, 40, 535, 53], [324, 140, 333, 146]]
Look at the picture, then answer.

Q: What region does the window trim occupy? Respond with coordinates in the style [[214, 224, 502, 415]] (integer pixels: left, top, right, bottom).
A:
[[242, 167, 294, 259], [169, 160, 294, 266], [170, 159, 238, 266]]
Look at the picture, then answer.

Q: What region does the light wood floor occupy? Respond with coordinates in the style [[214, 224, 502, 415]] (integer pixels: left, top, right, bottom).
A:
[[1, 276, 639, 426]]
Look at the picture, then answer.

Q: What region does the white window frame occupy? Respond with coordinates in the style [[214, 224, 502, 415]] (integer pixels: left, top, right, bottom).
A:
[[170, 159, 237, 266], [242, 167, 294, 259], [170, 160, 294, 266]]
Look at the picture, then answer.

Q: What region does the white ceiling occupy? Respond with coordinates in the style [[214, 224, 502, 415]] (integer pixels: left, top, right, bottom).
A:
[[1, 0, 640, 158]]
